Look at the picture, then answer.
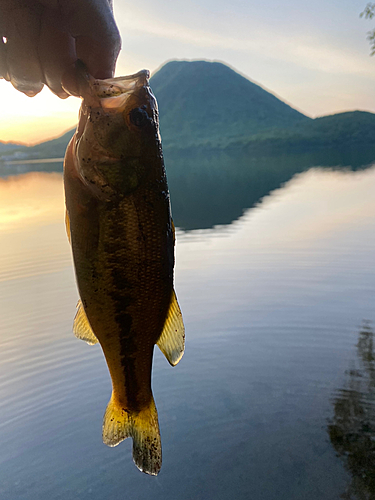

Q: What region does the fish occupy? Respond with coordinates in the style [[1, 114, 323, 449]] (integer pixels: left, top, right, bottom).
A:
[[63, 62, 185, 476]]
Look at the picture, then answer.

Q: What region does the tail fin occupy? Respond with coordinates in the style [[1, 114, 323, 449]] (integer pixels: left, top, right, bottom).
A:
[[102, 394, 162, 475]]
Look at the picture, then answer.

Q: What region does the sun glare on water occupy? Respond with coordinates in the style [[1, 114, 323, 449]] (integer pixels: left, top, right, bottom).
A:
[[0, 172, 65, 231]]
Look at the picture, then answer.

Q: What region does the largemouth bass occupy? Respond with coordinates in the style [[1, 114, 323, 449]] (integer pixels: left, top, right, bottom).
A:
[[63, 63, 184, 476]]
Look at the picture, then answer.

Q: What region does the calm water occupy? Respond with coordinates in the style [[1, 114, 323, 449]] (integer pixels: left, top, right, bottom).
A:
[[0, 164, 375, 499]]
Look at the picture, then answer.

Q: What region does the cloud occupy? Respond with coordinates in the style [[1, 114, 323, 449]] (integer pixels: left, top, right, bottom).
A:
[[114, 4, 375, 79]]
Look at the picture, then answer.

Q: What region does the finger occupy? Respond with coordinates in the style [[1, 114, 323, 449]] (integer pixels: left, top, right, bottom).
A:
[[5, 4, 44, 96], [75, 34, 120, 79], [0, 37, 10, 81], [61, 63, 80, 97], [38, 8, 75, 98], [0, 8, 10, 81], [60, 0, 121, 78]]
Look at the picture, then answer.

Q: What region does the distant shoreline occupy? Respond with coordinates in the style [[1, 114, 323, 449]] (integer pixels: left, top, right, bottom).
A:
[[1, 158, 64, 165]]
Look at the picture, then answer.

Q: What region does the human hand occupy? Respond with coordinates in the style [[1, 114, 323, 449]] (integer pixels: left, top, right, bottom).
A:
[[0, 0, 121, 98]]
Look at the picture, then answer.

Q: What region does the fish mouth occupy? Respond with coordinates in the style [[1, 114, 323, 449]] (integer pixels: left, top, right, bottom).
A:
[[75, 60, 152, 112]]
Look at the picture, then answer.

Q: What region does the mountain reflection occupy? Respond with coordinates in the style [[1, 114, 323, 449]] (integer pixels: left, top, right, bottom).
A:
[[1, 146, 375, 230], [166, 146, 375, 230], [328, 322, 375, 500]]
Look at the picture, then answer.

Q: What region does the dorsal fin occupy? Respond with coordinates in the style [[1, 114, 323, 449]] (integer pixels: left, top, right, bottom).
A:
[[157, 290, 185, 366], [73, 300, 99, 345]]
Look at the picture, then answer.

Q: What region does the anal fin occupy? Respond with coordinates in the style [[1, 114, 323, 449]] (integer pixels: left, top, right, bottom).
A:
[[157, 289, 185, 366], [103, 394, 162, 476], [73, 300, 99, 345]]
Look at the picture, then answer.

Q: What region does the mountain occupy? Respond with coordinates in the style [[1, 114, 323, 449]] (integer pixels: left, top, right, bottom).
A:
[[212, 110, 375, 155], [297, 111, 375, 146], [1, 60, 374, 162], [150, 60, 311, 147], [23, 129, 75, 158], [0, 141, 24, 153], [0, 128, 74, 162]]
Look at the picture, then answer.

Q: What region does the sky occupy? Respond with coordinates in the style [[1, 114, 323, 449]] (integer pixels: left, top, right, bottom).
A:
[[0, 0, 374, 144]]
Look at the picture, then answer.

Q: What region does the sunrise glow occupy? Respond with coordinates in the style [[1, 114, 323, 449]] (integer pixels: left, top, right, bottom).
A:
[[0, 0, 374, 144]]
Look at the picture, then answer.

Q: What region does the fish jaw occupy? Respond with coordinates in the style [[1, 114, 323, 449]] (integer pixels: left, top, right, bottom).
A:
[[73, 60, 150, 108]]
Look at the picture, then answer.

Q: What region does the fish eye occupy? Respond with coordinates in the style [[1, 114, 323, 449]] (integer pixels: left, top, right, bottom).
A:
[[129, 107, 150, 127]]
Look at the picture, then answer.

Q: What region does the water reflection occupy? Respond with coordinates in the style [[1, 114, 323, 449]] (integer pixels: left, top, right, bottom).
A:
[[329, 322, 375, 499], [166, 147, 375, 229], [0, 172, 70, 285], [1, 148, 375, 231], [0, 158, 64, 177], [0, 172, 64, 232], [0, 164, 374, 499]]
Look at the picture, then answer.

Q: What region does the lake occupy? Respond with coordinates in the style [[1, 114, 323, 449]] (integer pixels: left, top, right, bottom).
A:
[[0, 160, 374, 499]]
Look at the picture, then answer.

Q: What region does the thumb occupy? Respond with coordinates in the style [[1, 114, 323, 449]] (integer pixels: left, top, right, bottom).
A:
[[59, 0, 121, 78]]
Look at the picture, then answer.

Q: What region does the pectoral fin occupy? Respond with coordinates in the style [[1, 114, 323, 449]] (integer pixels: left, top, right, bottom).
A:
[[73, 300, 99, 345], [65, 210, 71, 244], [171, 218, 175, 244], [157, 290, 185, 366]]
